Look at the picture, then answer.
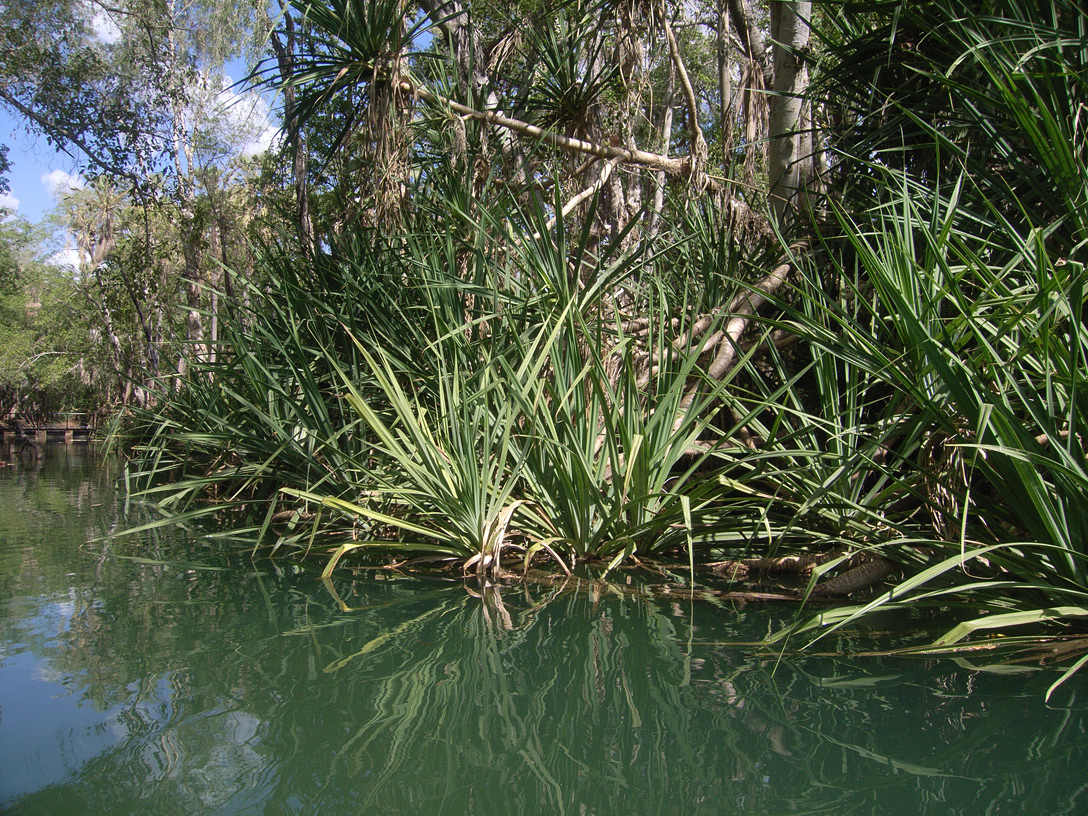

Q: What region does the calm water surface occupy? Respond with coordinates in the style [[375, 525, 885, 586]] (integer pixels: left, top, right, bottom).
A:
[[1, 443, 1086, 815]]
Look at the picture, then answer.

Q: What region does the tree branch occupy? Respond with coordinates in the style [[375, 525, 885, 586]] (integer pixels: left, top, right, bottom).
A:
[[532, 157, 621, 239], [661, 9, 708, 193], [677, 263, 792, 412], [0, 87, 141, 187], [403, 80, 766, 230]]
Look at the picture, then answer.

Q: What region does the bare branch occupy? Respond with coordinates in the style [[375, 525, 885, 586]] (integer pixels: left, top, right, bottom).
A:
[[661, 10, 709, 193], [532, 158, 621, 239], [402, 79, 765, 232], [676, 263, 792, 413], [0, 87, 142, 187], [704, 263, 791, 382]]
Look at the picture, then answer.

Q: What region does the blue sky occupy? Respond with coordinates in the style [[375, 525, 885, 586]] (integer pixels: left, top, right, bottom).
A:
[[0, 107, 81, 225], [0, 63, 278, 254]]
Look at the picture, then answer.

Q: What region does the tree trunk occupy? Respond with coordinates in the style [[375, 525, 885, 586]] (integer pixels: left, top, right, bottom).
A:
[[728, 0, 770, 83], [717, 0, 733, 175], [649, 62, 675, 240], [768, 0, 813, 223], [87, 268, 127, 404], [662, 9, 708, 194], [271, 1, 315, 255]]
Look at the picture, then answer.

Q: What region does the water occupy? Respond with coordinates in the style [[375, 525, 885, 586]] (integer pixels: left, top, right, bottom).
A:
[[1, 443, 1086, 815]]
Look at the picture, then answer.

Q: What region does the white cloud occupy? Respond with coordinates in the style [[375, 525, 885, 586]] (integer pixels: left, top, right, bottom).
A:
[[202, 74, 281, 159], [242, 122, 281, 158], [42, 169, 85, 200], [0, 191, 19, 211], [85, 2, 122, 44], [49, 247, 82, 272]]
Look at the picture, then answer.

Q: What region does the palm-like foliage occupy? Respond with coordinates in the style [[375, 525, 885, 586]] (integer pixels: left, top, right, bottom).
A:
[[122, 186, 744, 578], [523, 3, 618, 134], [260, 0, 431, 132], [757, 0, 1088, 685], [817, 0, 1086, 250], [117, 0, 1088, 692]]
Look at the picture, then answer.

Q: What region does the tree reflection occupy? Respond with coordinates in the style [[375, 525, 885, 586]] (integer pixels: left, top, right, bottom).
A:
[[2, 451, 1087, 815]]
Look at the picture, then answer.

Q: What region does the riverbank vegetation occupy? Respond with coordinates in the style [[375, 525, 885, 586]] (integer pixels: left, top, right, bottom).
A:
[[3, 0, 1086, 681]]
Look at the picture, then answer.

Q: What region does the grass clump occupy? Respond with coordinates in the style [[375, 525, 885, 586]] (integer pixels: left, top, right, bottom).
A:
[[122, 197, 751, 578]]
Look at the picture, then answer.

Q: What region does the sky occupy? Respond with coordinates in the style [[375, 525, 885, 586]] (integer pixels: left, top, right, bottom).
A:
[[0, 1, 276, 227], [0, 111, 79, 225], [0, 67, 278, 228]]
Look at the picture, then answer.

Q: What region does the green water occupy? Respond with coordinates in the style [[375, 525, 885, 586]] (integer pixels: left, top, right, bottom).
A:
[[1, 444, 1085, 815]]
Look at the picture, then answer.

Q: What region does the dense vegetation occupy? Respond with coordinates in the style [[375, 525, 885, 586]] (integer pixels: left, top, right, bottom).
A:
[[2, 0, 1086, 685]]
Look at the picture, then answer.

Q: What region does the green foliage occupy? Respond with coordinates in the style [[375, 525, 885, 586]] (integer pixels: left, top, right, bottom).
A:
[[816, 0, 1087, 250], [0, 144, 9, 195], [0, 0, 172, 176], [525, 3, 619, 134], [111, 0, 1088, 691], [757, 0, 1088, 667], [123, 192, 749, 576], [0, 217, 97, 416], [272, 0, 432, 136]]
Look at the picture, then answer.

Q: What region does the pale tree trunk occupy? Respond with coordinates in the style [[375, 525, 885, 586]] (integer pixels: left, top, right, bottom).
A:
[[419, 0, 542, 212], [615, 1, 647, 241], [209, 291, 218, 365], [768, 0, 813, 223], [181, 231, 205, 366], [71, 187, 130, 404], [649, 61, 675, 240], [166, 18, 206, 371], [662, 8, 708, 194], [717, 0, 733, 175], [728, 0, 770, 187], [89, 269, 128, 404], [593, 35, 625, 242], [78, 234, 126, 404]]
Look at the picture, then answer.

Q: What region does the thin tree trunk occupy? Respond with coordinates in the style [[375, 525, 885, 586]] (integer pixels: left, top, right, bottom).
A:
[[166, 19, 206, 366], [271, 0, 315, 255], [662, 9, 708, 193], [88, 268, 127, 403], [717, 0, 733, 174], [649, 62, 676, 240], [728, 0, 770, 82]]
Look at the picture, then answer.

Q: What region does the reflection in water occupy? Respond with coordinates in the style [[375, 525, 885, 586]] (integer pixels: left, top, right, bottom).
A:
[[1, 444, 1087, 815]]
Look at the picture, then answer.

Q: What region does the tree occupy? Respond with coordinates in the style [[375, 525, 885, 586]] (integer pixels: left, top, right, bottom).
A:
[[0, 214, 98, 417], [266, 0, 800, 244], [2, 0, 276, 402], [0, 0, 173, 180], [767, 0, 814, 222]]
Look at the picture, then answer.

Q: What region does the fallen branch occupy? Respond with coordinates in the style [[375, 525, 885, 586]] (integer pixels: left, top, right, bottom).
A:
[[532, 157, 621, 239], [812, 555, 897, 596], [711, 552, 838, 580], [678, 263, 792, 412]]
